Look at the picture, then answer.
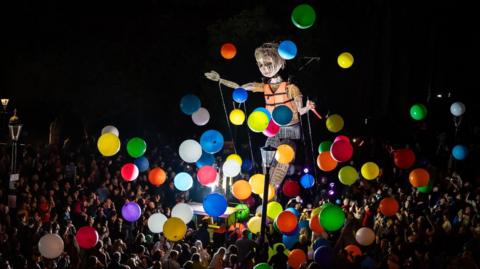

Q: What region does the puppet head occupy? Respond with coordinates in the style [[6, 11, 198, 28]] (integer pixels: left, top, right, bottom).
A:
[[254, 42, 285, 78]]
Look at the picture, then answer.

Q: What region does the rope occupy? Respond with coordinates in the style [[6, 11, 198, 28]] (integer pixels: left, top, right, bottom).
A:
[[217, 82, 237, 154], [243, 102, 257, 171], [306, 97, 318, 180]]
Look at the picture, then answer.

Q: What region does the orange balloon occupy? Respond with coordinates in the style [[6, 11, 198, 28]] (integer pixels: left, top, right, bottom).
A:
[[309, 214, 324, 234], [221, 43, 237, 60], [317, 152, 338, 172], [231, 180, 252, 200], [379, 197, 399, 217], [409, 168, 429, 187], [148, 168, 166, 186], [276, 211, 298, 234], [288, 249, 307, 269], [344, 244, 362, 262]]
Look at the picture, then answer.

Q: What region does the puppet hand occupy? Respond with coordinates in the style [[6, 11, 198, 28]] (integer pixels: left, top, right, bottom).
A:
[[205, 70, 220, 81], [307, 100, 316, 110]]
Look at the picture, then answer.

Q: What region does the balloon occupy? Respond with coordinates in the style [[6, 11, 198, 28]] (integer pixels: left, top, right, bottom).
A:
[[379, 197, 399, 217], [231, 180, 252, 200], [278, 40, 298, 60], [76, 226, 99, 249], [148, 167, 167, 186], [334, 135, 350, 143], [197, 165, 217, 186], [313, 238, 331, 250], [171, 203, 194, 224], [253, 107, 272, 120], [314, 246, 334, 267], [286, 207, 300, 217], [134, 156, 150, 172], [221, 43, 237, 60], [452, 145, 468, 160], [258, 184, 276, 201], [450, 101, 466, 116], [121, 201, 142, 222], [101, 125, 119, 136], [325, 114, 344, 133], [248, 216, 262, 234], [288, 249, 306, 269], [345, 244, 362, 262], [267, 201, 283, 219], [203, 193, 227, 217], [393, 149, 416, 169], [312, 207, 321, 216], [409, 168, 429, 187], [232, 88, 248, 103], [361, 162, 380, 180], [200, 130, 224, 154], [222, 160, 241, 177], [254, 263, 272, 269], [272, 105, 293, 126], [263, 120, 280, 137], [249, 174, 266, 194], [355, 227, 375, 246], [309, 214, 324, 234], [192, 107, 210, 126], [317, 152, 338, 172], [173, 172, 193, 191], [418, 179, 434, 193], [319, 204, 345, 232], [275, 144, 295, 164], [97, 133, 121, 157], [179, 139, 202, 163], [241, 158, 253, 172], [330, 140, 353, 162], [337, 52, 354, 69], [38, 234, 64, 259], [276, 211, 298, 234], [248, 111, 270, 133], [282, 179, 300, 197], [127, 137, 147, 158], [229, 109, 246, 125], [163, 217, 187, 241], [410, 104, 427, 120], [180, 94, 201, 115], [227, 154, 243, 166], [121, 163, 139, 182], [318, 140, 332, 153], [148, 213, 167, 233], [300, 173, 315, 189], [338, 166, 358, 186], [282, 233, 299, 250], [291, 4, 316, 29], [235, 204, 250, 221], [196, 151, 215, 168]]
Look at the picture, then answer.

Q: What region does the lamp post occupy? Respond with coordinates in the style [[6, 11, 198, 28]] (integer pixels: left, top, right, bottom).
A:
[[1, 98, 9, 139], [259, 145, 277, 243], [8, 109, 22, 175]]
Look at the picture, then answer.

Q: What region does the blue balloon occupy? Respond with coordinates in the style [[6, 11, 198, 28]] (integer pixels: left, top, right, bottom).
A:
[[286, 207, 300, 217], [203, 193, 227, 217], [313, 238, 331, 250], [196, 151, 215, 168], [282, 233, 299, 250], [241, 158, 253, 172], [272, 105, 293, 126], [200, 130, 224, 154], [314, 246, 334, 267], [278, 40, 298, 60], [180, 94, 201, 115], [174, 172, 193, 191], [134, 156, 149, 172], [300, 173, 315, 189], [452, 145, 468, 160], [253, 107, 272, 120], [121, 202, 142, 222], [232, 88, 248, 103]]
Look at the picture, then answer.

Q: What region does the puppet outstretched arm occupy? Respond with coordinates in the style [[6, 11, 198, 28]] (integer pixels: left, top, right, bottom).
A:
[[205, 70, 263, 92]]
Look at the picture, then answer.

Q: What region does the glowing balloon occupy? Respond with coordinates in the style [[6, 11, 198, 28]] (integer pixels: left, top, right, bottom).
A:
[[317, 152, 338, 172], [174, 172, 193, 191], [291, 4, 316, 29], [393, 149, 415, 169], [229, 109, 246, 125], [272, 105, 293, 126], [263, 120, 280, 137], [223, 159, 241, 177], [180, 94, 201, 115], [300, 173, 315, 189], [409, 168, 429, 187], [172, 203, 194, 224], [38, 234, 64, 259], [337, 52, 354, 69], [275, 144, 295, 164], [178, 139, 202, 163], [326, 114, 344, 133], [203, 193, 227, 217], [379, 197, 399, 217], [418, 179, 434, 193], [258, 184, 276, 201], [318, 140, 332, 153], [200, 130, 224, 154], [121, 163, 139, 182], [148, 213, 167, 233], [196, 151, 215, 168], [231, 180, 252, 200], [127, 137, 146, 158], [330, 140, 353, 162], [361, 162, 380, 180], [248, 216, 262, 234], [163, 217, 187, 242], [97, 133, 121, 157], [288, 249, 307, 269], [278, 40, 297, 60], [192, 107, 210, 126], [309, 214, 324, 234], [221, 43, 237, 60], [248, 111, 270, 133], [319, 204, 345, 232], [276, 211, 298, 234], [452, 145, 468, 160], [232, 88, 248, 103], [227, 154, 242, 166], [355, 227, 375, 246], [450, 101, 466, 116], [122, 201, 141, 222], [148, 167, 166, 186], [410, 104, 427, 120], [101, 125, 119, 136], [235, 204, 250, 221], [76, 226, 98, 249], [197, 165, 217, 186], [282, 179, 300, 197], [254, 263, 272, 269], [134, 156, 149, 172], [267, 201, 283, 219], [249, 174, 266, 194], [338, 166, 358, 185], [283, 233, 299, 249]]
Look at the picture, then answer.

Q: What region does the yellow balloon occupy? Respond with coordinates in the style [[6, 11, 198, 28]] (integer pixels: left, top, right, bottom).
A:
[[326, 114, 344, 133], [97, 133, 121, 157], [267, 201, 283, 219], [247, 216, 262, 234], [227, 154, 242, 166], [361, 162, 380, 180], [163, 217, 187, 242], [275, 144, 295, 164], [258, 184, 275, 201], [247, 111, 269, 133], [338, 52, 354, 69], [249, 174, 266, 194], [229, 109, 246, 125]]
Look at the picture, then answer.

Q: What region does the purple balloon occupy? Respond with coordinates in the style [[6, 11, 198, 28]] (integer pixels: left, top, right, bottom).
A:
[[314, 246, 333, 267], [122, 202, 142, 222]]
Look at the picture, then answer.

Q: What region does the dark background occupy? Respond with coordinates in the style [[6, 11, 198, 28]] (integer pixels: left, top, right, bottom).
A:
[[1, 0, 478, 150]]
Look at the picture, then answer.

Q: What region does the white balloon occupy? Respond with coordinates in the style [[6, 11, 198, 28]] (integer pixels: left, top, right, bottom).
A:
[[450, 102, 466, 117], [38, 233, 64, 259], [222, 159, 241, 177], [171, 203, 194, 224], [192, 107, 210, 126], [179, 139, 202, 163], [148, 213, 168, 233], [355, 227, 375, 246], [101, 125, 119, 137]]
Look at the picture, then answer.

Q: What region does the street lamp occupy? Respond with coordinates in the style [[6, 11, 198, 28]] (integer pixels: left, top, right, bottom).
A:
[[1, 98, 9, 111], [8, 109, 22, 174], [259, 145, 277, 243]]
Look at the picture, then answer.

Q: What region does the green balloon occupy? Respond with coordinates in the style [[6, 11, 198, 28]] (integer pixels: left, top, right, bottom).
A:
[[235, 204, 250, 221], [410, 104, 427, 121], [318, 140, 332, 153], [320, 204, 345, 232], [291, 4, 316, 29], [338, 166, 359, 186], [127, 137, 147, 158], [254, 263, 272, 269], [418, 179, 433, 193]]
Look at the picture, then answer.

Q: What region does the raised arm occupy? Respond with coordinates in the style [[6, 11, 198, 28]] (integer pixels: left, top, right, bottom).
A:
[[204, 70, 240, 89]]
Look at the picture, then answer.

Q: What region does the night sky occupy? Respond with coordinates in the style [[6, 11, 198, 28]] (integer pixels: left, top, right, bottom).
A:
[[1, 0, 478, 148]]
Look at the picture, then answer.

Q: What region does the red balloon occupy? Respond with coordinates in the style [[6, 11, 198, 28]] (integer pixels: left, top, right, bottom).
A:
[[309, 214, 324, 234], [393, 149, 415, 169], [276, 211, 298, 234], [76, 226, 99, 249], [379, 197, 399, 217], [334, 135, 350, 143], [263, 120, 280, 137], [282, 179, 300, 197], [148, 167, 167, 186], [288, 249, 307, 269], [409, 168, 429, 187], [344, 244, 362, 262], [330, 140, 353, 162], [121, 163, 139, 182], [197, 165, 217, 186]]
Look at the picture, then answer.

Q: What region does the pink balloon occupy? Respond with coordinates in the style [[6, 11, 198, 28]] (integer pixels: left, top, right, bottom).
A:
[[197, 165, 217, 186], [330, 140, 353, 162], [263, 120, 280, 137], [334, 135, 350, 143], [121, 163, 139, 182], [76, 226, 99, 249]]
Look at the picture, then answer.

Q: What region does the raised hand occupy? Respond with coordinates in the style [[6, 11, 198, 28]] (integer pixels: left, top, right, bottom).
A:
[[204, 70, 220, 82]]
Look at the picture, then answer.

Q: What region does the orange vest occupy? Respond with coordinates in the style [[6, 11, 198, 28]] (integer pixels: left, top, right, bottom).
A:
[[264, 82, 299, 124]]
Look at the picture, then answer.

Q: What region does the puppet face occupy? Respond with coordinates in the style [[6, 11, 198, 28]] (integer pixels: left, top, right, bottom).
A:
[[256, 55, 283, 78]]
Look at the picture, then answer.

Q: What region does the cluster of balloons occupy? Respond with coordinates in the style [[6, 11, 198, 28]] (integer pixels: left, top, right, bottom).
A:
[[180, 94, 210, 126], [247, 106, 293, 135], [147, 204, 193, 241]]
